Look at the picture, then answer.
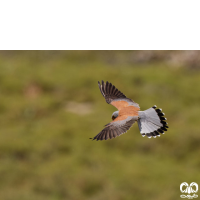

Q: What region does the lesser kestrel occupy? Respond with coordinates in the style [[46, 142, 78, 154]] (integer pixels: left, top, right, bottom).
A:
[[91, 81, 168, 141]]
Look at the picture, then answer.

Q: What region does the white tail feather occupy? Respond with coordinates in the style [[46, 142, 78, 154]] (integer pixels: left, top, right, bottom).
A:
[[137, 106, 168, 138]]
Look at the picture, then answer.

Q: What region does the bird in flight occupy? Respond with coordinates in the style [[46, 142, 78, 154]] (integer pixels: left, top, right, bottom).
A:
[[90, 81, 169, 141]]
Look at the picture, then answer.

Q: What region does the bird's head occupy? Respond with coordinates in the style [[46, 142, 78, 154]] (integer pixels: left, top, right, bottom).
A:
[[112, 111, 119, 120]]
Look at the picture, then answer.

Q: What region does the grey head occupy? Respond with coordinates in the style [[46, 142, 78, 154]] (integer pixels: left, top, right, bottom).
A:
[[112, 111, 119, 120]]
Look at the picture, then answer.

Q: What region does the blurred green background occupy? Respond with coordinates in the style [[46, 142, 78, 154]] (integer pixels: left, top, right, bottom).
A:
[[0, 51, 200, 200]]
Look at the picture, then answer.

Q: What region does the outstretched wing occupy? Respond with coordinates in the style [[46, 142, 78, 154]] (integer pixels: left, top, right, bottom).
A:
[[91, 116, 138, 141], [93, 81, 140, 141], [98, 80, 140, 110]]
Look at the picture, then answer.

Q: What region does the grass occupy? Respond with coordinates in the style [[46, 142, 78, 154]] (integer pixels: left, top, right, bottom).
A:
[[0, 51, 200, 200]]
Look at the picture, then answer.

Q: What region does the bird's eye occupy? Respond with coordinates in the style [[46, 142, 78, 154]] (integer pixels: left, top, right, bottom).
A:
[[112, 116, 116, 120]]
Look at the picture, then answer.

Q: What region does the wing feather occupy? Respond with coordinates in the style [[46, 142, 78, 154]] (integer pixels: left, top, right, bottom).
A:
[[98, 80, 140, 110], [98, 80, 127, 104], [91, 116, 137, 141]]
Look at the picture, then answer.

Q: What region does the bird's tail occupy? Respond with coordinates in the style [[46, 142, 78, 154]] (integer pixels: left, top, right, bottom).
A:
[[137, 105, 169, 138]]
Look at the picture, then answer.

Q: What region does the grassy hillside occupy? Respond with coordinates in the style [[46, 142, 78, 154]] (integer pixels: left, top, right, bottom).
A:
[[0, 51, 199, 200]]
